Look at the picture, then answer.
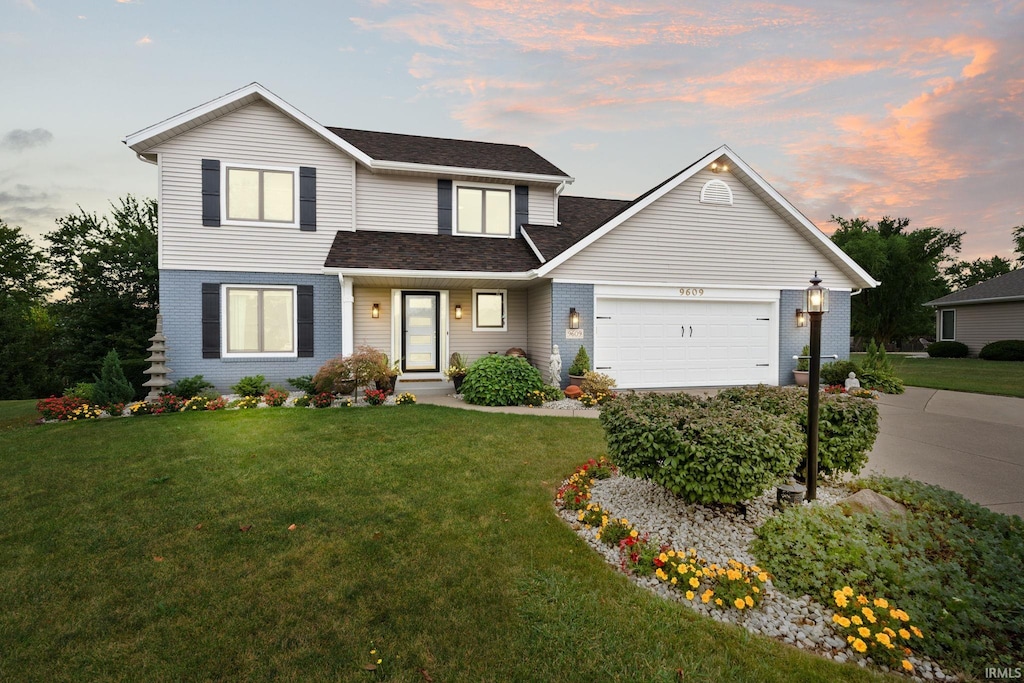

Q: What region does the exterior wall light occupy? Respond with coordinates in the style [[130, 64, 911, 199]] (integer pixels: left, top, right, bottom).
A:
[[455, 304, 462, 320], [710, 161, 729, 174], [371, 303, 380, 319], [569, 307, 580, 329], [796, 309, 807, 327]]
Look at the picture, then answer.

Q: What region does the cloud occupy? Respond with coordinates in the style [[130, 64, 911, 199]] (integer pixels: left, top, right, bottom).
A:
[[573, 142, 598, 152], [16, 0, 38, 11], [135, 34, 153, 46], [2, 128, 54, 152], [0, 184, 55, 204]]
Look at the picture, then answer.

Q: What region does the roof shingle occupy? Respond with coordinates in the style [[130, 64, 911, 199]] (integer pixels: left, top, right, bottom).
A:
[[324, 230, 542, 272], [524, 196, 631, 261], [926, 268, 1024, 306]]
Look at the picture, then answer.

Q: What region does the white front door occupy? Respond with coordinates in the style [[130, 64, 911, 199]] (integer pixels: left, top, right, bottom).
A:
[[594, 297, 776, 388], [402, 292, 439, 372]]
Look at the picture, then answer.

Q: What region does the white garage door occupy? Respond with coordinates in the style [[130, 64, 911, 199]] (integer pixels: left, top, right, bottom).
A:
[[594, 298, 776, 388]]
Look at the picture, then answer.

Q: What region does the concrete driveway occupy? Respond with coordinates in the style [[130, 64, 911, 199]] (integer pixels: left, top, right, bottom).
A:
[[866, 387, 1024, 517]]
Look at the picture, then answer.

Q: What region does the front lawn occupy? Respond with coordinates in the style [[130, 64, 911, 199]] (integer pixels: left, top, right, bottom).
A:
[[851, 353, 1024, 398], [0, 405, 886, 682]]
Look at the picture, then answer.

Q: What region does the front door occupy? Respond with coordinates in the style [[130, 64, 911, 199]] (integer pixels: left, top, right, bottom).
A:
[[402, 292, 439, 372]]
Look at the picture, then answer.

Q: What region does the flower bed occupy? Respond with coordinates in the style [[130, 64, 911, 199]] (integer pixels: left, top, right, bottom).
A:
[[555, 460, 949, 680]]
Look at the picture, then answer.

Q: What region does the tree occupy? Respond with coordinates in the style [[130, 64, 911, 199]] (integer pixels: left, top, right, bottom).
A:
[[944, 255, 1014, 291], [1014, 225, 1024, 267], [45, 195, 158, 393], [93, 350, 135, 407], [830, 215, 963, 346], [0, 219, 59, 398]]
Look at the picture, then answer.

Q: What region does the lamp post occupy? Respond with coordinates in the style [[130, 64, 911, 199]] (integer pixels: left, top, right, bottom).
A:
[[804, 272, 829, 501]]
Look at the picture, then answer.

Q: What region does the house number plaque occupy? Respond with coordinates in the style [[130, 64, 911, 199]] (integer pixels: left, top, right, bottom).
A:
[[679, 288, 705, 296], [565, 328, 584, 340]]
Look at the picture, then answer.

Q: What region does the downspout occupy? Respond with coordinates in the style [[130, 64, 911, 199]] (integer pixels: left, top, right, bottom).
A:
[[554, 181, 566, 226], [136, 153, 157, 166]]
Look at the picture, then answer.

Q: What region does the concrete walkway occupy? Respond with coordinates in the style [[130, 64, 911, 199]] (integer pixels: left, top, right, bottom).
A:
[[416, 394, 600, 419], [866, 387, 1024, 517]]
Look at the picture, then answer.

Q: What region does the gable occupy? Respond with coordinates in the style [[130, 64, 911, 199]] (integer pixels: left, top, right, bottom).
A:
[[547, 167, 860, 289]]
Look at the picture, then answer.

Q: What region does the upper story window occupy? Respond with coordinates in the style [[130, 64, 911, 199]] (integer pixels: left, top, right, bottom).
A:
[[456, 185, 512, 237], [224, 165, 296, 225]]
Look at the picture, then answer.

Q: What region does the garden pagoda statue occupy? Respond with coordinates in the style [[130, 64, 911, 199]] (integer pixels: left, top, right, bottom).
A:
[[142, 313, 173, 402]]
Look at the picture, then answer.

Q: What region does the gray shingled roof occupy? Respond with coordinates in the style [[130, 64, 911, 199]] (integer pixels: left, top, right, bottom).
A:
[[524, 196, 631, 261], [925, 267, 1024, 306], [324, 230, 542, 272], [326, 127, 570, 178]]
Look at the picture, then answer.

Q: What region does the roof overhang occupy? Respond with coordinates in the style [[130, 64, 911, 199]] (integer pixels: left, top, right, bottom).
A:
[[124, 83, 574, 185], [535, 145, 880, 290], [924, 295, 1024, 307]]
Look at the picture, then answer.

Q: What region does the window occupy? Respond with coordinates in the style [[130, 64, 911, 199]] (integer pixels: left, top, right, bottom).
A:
[[473, 289, 506, 331], [456, 186, 512, 236], [225, 166, 295, 224], [224, 285, 296, 356], [940, 309, 956, 341]]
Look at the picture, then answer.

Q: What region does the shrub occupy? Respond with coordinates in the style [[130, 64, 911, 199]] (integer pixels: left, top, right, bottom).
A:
[[857, 369, 905, 395], [310, 392, 335, 408], [581, 371, 616, 396], [601, 392, 803, 504], [232, 375, 269, 397], [752, 475, 1024, 673], [979, 339, 1024, 361], [63, 382, 95, 402], [205, 396, 228, 411], [394, 392, 416, 405], [568, 346, 590, 376], [182, 395, 211, 411], [37, 396, 88, 421], [540, 384, 564, 402], [262, 387, 289, 407], [168, 375, 214, 399], [350, 345, 400, 388], [927, 340, 969, 358], [312, 357, 356, 394], [821, 360, 861, 386], [293, 394, 311, 408], [287, 375, 316, 393], [796, 344, 810, 372], [460, 354, 543, 407], [92, 350, 136, 407], [232, 395, 260, 409], [363, 388, 389, 405]]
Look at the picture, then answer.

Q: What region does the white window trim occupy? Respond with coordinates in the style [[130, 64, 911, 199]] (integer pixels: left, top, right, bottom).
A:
[[472, 288, 508, 331], [939, 309, 956, 341], [221, 284, 299, 358], [453, 182, 515, 239], [220, 161, 300, 228]]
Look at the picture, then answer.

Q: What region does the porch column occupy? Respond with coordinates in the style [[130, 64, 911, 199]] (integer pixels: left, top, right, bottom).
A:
[[340, 274, 354, 356]]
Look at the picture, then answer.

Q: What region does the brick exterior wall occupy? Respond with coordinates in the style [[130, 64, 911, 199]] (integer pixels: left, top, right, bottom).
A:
[[159, 269, 343, 391], [778, 289, 851, 385], [550, 282, 594, 386]]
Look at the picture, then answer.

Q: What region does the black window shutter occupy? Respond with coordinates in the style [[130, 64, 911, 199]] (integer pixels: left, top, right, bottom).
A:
[[515, 185, 529, 237], [437, 179, 453, 235], [297, 285, 314, 357], [299, 167, 316, 231], [201, 283, 221, 358], [201, 159, 220, 227]]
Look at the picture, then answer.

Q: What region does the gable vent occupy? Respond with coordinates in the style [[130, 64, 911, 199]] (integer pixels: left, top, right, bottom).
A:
[[700, 179, 733, 205]]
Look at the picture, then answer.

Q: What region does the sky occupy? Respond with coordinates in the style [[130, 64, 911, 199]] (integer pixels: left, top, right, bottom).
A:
[[2, 0, 1022, 262]]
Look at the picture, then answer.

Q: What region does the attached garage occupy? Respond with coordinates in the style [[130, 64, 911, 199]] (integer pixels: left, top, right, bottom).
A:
[[593, 286, 779, 389]]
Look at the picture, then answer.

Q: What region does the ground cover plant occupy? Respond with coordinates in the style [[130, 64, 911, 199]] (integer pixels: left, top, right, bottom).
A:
[[852, 353, 1024, 398], [752, 475, 1024, 676], [0, 402, 887, 683], [460, 354, 544, 406]]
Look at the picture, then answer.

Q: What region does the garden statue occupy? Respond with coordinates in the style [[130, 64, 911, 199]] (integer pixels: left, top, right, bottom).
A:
[[844, 371, 861, 391], [548, 345, 562, 387]]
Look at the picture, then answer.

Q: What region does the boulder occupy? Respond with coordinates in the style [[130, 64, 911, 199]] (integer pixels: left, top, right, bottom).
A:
[[838, 489, 907, 517], [564, 385, 583, 399]]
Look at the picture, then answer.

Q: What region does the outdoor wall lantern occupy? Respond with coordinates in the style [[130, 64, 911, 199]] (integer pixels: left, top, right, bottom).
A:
[[804, 271, 830, 502], [709, 161, 729, 174], [371, 303, 380, 319], [569, 307, 580, 329], [455, 304, 463, 320], [795, 309, 807, 327]]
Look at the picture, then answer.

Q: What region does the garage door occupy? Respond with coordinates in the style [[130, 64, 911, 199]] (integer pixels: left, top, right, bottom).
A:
[[594, 298, 776, 388]]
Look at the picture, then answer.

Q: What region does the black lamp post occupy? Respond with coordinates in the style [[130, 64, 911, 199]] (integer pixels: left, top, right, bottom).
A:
[[804, 272, 829, 501]]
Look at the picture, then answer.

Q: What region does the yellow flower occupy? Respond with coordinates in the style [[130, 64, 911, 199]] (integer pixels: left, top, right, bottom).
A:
[[758, 572, 768, 582], [837, 616, 851, 628], [752, 585, 760, 594], [629, 529, 638, 538], [751, 564, 761, 572], [842, 586, 854, 596], [734, 598, 745, 609], [659, 553, 669, 563], [851, 615, 863, 625], [873, 597, 889, 609], [858, 627, 871, 638], [911, 626, 923, 638], [856, 594, 868, 605], [715, 598, 723, 606], [897, 610, 911, 622], [847, 636, 855, 643], [902, 660, 914, 672], [852, 638, 867, 653], [577, 512, 585, 520], [689, 577, 700, 589], [655, 568, 668, 581], [831, 613, 843, 624], [744, 595, 754, 607], [685, 590, 695, 600], [701, 589, 714, 604], [876, 632, 891, 646], [667, 550, 676, 557], [377, 659, 382, 665], [370, 650, 376, 655], [834, 593, 849, 608], [620, 518, 629, 525], [671, 577, 677, 585], [898, 628, 911, 640]]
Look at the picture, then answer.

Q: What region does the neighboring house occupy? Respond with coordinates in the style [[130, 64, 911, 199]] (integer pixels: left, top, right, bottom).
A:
[[924, 268, 1024, 356], [124, 83, 878, 392]]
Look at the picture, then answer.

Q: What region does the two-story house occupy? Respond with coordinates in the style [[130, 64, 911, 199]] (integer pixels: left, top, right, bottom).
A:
[[124, 83, 877, 392]]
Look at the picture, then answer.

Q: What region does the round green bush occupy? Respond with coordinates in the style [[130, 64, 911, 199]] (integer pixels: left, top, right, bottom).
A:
[[820, 360, 861, 386], [927, 340, 968, 358], [460, 354, 544, 406], [979, 339, 1024, 361]]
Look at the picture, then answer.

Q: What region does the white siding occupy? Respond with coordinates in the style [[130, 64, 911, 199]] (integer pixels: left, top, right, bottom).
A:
[[449, 289, 529, 364], [527, 282, 552, 373], [355, 168, 437, 233], [549, 169, 855, 288], [528, 186, 556, 226], [151, 100, 355, 273]]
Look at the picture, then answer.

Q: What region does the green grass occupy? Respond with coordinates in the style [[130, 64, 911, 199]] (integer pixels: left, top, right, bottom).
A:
[[0, 405, 892, 682], [851, 353, 1024, 398], [0, 399, 38, 431]]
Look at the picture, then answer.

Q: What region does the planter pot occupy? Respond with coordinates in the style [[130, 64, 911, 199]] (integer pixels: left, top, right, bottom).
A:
[[568, 374, 585, 387], [375, 375, 399, 394], [452, 375, 465, 393], [793, 370, 809, 387]]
